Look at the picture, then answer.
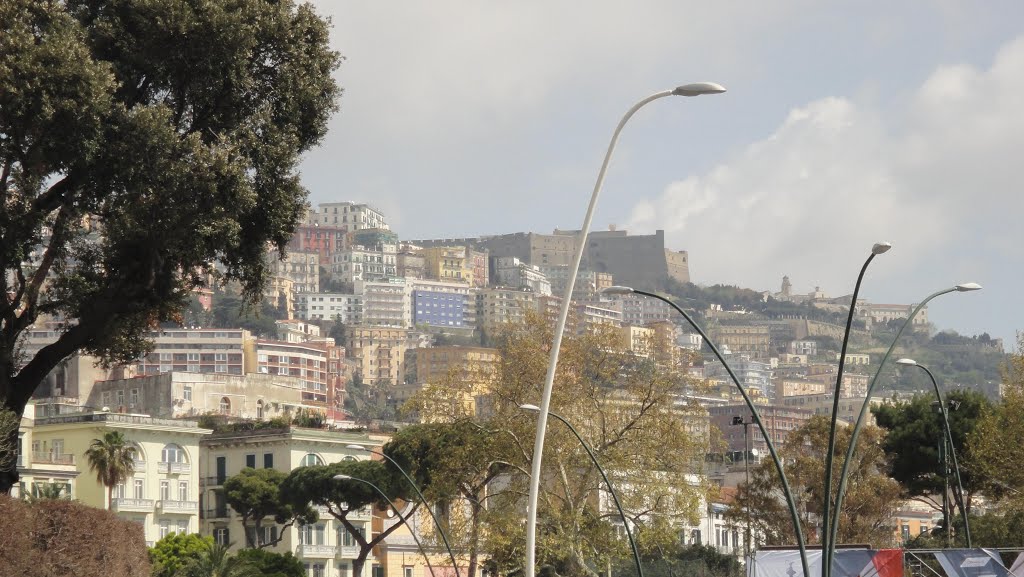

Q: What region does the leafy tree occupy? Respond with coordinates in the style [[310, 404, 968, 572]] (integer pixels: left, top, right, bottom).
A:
[[0, 0, 341, 494], [728, 415, 902, 548], [968, 333, 1024, 511], [234, 549, 304, 577], [613, 544, 742, 577], [176, 540, 257, 577], [409, 313, 707, 577], [223, 468, 316, 549], [209, 291, 285, 337], [25, 481, 68, 501], [149, 532, 213, 577], [84, 430, 136, 509], [280, 459, 416, 577], [384, 420, 512, 577], [873, 391, 989, 516]]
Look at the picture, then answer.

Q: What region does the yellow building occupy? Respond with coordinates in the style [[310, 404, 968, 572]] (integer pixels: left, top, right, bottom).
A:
[[30, 409, 211, 546], [421, 247, 473, 285], [617, 326, 654, 357], [199, 427, 389, 576], [709, 325, 771, 359], [14, 402, 80, 500], [346, 326, 410, 386], [475, 287, 537, 337]]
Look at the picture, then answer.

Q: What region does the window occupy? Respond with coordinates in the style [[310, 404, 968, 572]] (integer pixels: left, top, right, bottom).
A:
[[133, 479, 144, 499], [129, 388, 139, 404], [311, 563, 326, 577], [159, 520, 170, 539], [216, 456, 227, 484], [263, 453, 274, 469], [187, 353, 200, 362], [160, 480, 170, 501], [178, 481, 188, 502], [214, 527, 230, 546], [116, 390, 125, 405], [301, 454, 323, 467], [187, 364, 200, 373], [219, 397, 230, 414], [177, 520, 188, 534], [245, 454, 256, 469], [404, 567, 414, 577], [215, 364, 227, 373], [114, 482, 125, 499], [256, 400, 264, 420], [162, 444, 186, 463], [183, 385, 193, 401]]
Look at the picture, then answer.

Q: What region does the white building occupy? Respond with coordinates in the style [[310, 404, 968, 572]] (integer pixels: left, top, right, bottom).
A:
[[492, 257, 552, 296], [314, 202, 389, 232], [330, 244, 398, 285], [297, 293, 364, 323], [356, 279, 413, 328]]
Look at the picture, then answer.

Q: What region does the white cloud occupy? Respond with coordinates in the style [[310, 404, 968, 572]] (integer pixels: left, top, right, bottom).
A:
[[627, 36, 1024, 296]]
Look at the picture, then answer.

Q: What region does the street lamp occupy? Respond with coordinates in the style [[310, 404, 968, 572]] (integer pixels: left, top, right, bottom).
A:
[[895, 358, 972, 546], [346, 444, 461, 577], [602, 285, 810, 577], [333, 473, 437, 577], [821, 242, 891, 574], [520, 404, 644, 577], [731, 415, 753, 559], [825, 283, 981, 575], [526, 82, 726, 577]]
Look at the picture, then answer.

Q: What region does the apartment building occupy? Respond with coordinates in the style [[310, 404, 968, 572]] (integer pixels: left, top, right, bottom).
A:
[[199, 427, 387, 576], [346, 327, 410, 386], [538, 266, 613, 301], [617, 326, 655, 356], [315, 202, 389, 232], [297, 292, 364, 323], [708, 404, 814, 455], [420, 246, 472, 284], [409, 279, 472, 330], [599, 292, 674, 327], [268, 248, 320, 294], [13, 403, 80, 500], [357, 279, 413, 328], [779, 393, 892, 426], [256, 340, 336, 405], [704, 354, 775, 400], [31, 410, 210, 546], [475, 287, 537, 336], [134, 329, 253, 378], [330, 244, 398, 286], [290, 223, 348, 263], [492, 257, 552, 296], [708, 324, 771, 360]]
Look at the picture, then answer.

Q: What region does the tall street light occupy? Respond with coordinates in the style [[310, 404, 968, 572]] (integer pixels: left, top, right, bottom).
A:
[[825, 283, 981, 577], [333, 474, 437, 577], [526, 82, 726, 577], [821, 242, 891, 574], [346, 444, 461, 577], [731, 415, 753, 559], [894, 358, 972, 546], [520, 404, 644, 577], [602, 285, 810, 577]]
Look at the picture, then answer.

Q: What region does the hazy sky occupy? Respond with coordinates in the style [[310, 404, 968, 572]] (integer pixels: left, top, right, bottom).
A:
[[301, 1, 1024, 348]]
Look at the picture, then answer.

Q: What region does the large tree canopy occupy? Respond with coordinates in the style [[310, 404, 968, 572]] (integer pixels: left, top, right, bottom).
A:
[[0, 0, 340, 492]]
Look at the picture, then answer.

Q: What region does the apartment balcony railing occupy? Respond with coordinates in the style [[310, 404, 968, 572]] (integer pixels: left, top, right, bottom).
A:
[[337, 545, 361, 558], [200, 476, 226, 487], [158, 500, 199, 513], [111, 498, 155, 512], [295, 544, 337, 558], [159, 461, 191, 474], [32, 451, 75, 465], [132, 458, 146, 470], [200, 508, 231, 520]]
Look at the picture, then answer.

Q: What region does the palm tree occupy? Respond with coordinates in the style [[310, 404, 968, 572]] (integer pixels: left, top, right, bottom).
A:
[[84, 430, 136, 509], [176, 542, 257, 577]]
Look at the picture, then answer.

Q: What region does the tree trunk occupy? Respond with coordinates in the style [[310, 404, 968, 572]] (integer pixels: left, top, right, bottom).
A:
[[353, 550, 369, 577], [0, 382, 32, 495], [108, 484, 113, 510], [468, 501, 482, 577]]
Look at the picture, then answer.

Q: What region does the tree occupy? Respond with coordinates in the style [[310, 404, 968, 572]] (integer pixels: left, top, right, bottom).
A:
[[223, 468, 316, 549], [872, 390, 990, 516], [384, 420, 513, 577], [0, 0, 341, 494], [409, 313, 707, 577], [280, 459, 417, 577], [84, 429, 136, 509], [234, 549, 305, 577], [968, 333, 1024, 512], [728, 415, 902, 548], [149, 532, 214, 577], [176, 540, 257, 577]]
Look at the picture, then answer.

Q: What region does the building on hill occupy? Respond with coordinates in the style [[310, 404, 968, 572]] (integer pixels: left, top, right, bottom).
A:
[[357, 278, 413, 328], [297, 292, 364, 323], [704, 354, 774, 400], [329, 243, 398, 286], [537, 266, 613, 301], [313, 201, 389, 232], [396, 245, 425, 280], [599, 291, 674, 327], [475, 287, 537, 338], [857, 302, 930, 330], [708, 404, 814, 459], [346, 326, 411, 386], [13, 402, 81, 501], [31, 409, 210, 546], [409, 278, 473, 333], [708, 324, 771, 360], [779, 393, 894, 425], [492, 257, 552, 296]]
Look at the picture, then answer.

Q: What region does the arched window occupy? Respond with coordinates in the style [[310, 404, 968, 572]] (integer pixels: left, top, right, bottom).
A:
[[129, 442, 146, 464], [219, 397, 230, 414], [301, 453, 324, 467], [256, 400, 264, 420], [161, 444, 186, 463]]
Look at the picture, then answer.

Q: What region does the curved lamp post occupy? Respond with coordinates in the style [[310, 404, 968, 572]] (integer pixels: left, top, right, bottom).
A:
[[895, 358, 972, 546], [520, 404, 644, 577], [602, 285, 810, 577], [825, 283, 981, 575], [821, 242, 891, 572], [333, 474, 437, 577], [346, 444, 461, 577], [526, 82, 726, 577]]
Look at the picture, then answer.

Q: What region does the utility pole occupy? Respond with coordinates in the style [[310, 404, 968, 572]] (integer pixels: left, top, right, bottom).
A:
[[732, 415, 753, 559]]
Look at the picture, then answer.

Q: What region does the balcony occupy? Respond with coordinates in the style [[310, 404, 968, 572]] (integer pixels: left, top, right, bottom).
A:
[[295, 544, 337, 558], [158, 500, 199, 513], [111, 498, 155, 512], [200, 476, 225, 487], [159, 461, 191, 474], [201, 508, 231, 520], [338, 545, 361, 558], [32, 451, 75, 465]]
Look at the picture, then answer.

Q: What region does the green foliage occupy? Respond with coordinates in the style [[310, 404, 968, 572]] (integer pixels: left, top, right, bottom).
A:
[[905, 509, 1024, 548], [26, 482, 69, 501], [291, 407, 327, 429], [84, 430, 136, 508], [206, 290, 286, 337], [0, 0, 340, 493], [149, 533, 214, 577], [873, 390, 989, 500], [234, 549, 304, 577], [175, 540, 258, 577], [224, 468, 316, 548], [614, 544, 742, 577]]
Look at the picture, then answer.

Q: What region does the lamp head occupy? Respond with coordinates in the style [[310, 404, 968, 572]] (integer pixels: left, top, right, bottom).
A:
[[871, 242, 892, 255], [954, 282, 982, 292], [333, 474, 352, 481], [895, 358, 918, 367], [345, 444, 369, 451], [731, 416, 744, 425], [602, 286, 635, 296], [672, 82, 728, 97], [520, 404, 541, 412]]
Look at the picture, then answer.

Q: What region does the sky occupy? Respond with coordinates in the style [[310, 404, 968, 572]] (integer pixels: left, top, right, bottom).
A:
[[301, 1, 1024, 349]]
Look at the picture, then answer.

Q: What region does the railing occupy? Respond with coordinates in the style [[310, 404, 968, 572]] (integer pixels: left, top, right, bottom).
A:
[[295, 544, 338, 558], [159, 461, 191, 474], [200, 508, 231, 519], [200, 476, 226, 487], [111, 498, 155, 512], [132, 458, 146, 469], [158, 500, 198, 512], [338, 545, 361, 558], [32, 451, 75, 465]]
